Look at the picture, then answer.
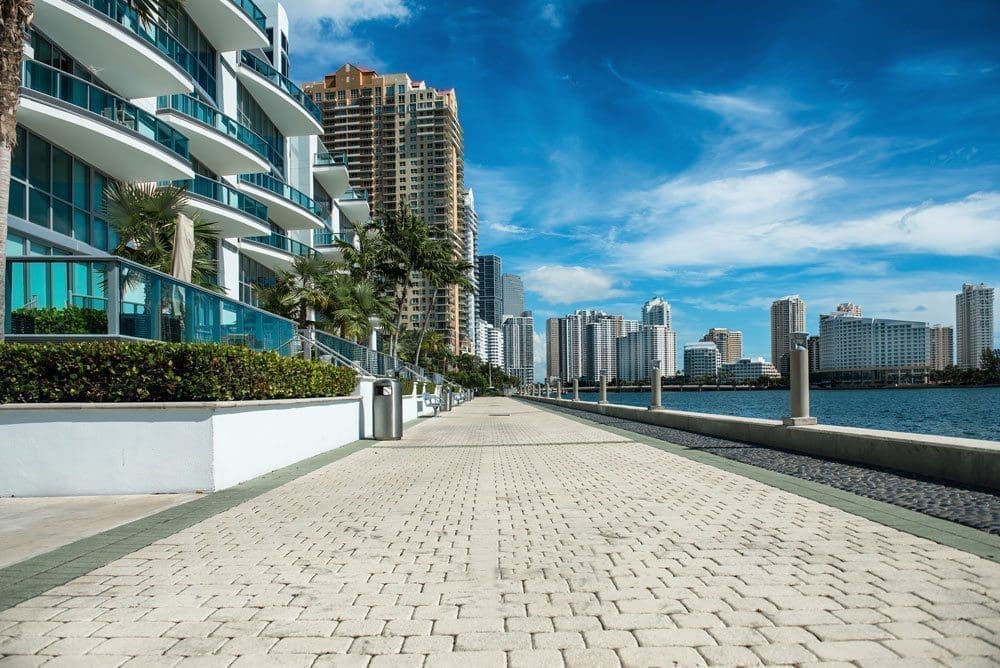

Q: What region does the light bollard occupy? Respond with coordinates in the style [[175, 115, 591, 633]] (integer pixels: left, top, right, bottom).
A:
[[572, 377, 579, 401], [598, 374, 608, 404], [649, 364, 662, 410], [783, 345, 817, 426], [557, 380, 562, 398]]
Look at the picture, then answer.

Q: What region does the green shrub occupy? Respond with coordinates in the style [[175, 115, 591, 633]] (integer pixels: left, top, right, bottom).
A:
[[400, 378, 414, 395], [426, 382, 437, 394], [0, 342, 357, 403], [10, 306, 108, 335]]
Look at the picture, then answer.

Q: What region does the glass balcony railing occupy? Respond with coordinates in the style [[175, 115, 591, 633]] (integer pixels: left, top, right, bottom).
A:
[[238, 173, 324, 219], [157, 94, 271, 165], [22, 60, 190, 160], [75, 0, 202, 89], [162, 176, 268, 223], [4, 256, 295, 353], [314, 151, 348, 167], [313, 330, 427, 380], [339, 188, 369, 202], [230, 0, 267, 32], [244, 232, 317, 258], [238, 51, 322, 124], [313, 231, 355, 246]]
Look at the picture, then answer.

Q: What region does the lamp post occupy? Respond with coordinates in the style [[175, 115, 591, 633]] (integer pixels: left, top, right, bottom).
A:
[[784, 332, 817, 426], [649, 359, 662, 410]]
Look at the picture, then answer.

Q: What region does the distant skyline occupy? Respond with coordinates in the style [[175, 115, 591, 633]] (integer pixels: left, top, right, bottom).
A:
[[284, 1, 1000, 376]]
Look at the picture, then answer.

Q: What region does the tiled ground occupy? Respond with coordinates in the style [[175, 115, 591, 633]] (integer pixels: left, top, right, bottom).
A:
[[1, 398, 998, 666]]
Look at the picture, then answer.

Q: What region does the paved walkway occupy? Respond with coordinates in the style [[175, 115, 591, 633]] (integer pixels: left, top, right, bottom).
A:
[[2, 397, 999, 666]]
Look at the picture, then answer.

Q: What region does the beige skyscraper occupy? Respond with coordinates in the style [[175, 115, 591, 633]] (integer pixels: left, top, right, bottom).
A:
[[956, 283, 995, 369], [546, 318, 561, 381], [303, 65, 467, 351], [929, 324, 954, 371], [701, 327, 744, 364], [770, 296, 807, 376]]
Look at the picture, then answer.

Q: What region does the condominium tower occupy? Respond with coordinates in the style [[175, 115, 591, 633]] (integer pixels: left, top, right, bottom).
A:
[[546, 317, 561, 381], [818, 309, 931, 381], [502, 312, 535, 386], [641, 297, 671, 328], [303, 65, 468, 351], [460, 190, 478, 350], [929, 325, 954, 371], [701, 328, 743, 364], [955, 283, 995, 369], [770, 296, 807, 376], [501, 274, 525, 317], [475, 255, 503, 327], [6, 0, 366, 350]]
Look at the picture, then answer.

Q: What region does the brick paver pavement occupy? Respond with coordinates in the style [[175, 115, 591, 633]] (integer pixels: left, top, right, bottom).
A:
[[2, 397, 999, 666]]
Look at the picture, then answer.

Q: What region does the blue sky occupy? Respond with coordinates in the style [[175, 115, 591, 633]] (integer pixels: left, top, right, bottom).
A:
[[286, 0, 1000, 374]]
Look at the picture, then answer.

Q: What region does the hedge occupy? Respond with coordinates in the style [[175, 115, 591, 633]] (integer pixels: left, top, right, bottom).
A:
[[0, 342, 358, 403]]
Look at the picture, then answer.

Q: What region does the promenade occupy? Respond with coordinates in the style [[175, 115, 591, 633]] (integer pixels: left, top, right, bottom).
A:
[[2, 397, 999, 666]]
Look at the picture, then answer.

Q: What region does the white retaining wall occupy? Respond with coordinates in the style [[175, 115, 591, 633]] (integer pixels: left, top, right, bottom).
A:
[[0, 397, 362, 496]]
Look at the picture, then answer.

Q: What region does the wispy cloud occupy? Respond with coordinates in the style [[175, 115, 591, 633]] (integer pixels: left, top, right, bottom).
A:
[[522, 265, 630, 304]]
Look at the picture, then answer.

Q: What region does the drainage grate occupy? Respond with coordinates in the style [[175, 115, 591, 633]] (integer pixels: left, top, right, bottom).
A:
[[488, 413, 511, 417]]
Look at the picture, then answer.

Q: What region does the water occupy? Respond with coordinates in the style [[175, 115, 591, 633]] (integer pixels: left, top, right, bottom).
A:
[[570, 387, 1000, 442]]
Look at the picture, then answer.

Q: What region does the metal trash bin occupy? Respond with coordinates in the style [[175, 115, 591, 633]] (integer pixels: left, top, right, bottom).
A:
[[441, 389, 452, 412], [373, 379, 403, 440]]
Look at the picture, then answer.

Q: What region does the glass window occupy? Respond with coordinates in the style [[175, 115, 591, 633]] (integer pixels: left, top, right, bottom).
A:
[[93, 217, 108, 250], [52, 199, 72, 236], [8, 179, 25, 218], [52, 147, 72, 201], [28, 133, 51, 190], [72, 161, 89, 208], [12, 127, 26, 179], [7, 234, 26, 256], [73, 209, 91, 244], [29, 188, 50, 229]]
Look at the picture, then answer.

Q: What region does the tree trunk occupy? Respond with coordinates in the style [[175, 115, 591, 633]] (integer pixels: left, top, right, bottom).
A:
[[0, 141, 9, 343], [413, 286, 441, 369]]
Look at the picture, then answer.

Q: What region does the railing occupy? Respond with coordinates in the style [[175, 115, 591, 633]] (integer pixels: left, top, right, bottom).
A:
[[339, 188, 369, 202], [229, 0, 267, 32], [312, 230, 355, 246], [238, 51, 322, 124], [22, 60, 190, 160], [315, 151, 348, 167], [4, 256, 296, 353], [163, 176, 268, 223], [244, 232, 316, 258], [157, 94, 271, 164], [313, 330, 427, 379], [75, 0, 201, 88], [238, 173, 324, 219]]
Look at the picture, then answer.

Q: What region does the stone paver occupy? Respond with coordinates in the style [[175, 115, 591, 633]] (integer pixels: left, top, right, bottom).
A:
[[1, 397, 999, 666]]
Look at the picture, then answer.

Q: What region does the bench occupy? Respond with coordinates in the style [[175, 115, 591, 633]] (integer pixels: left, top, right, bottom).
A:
[[422, 393, 441, 416]]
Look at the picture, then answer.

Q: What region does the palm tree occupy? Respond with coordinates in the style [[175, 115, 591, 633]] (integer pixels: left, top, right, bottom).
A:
[[326, 276, 394, 344], [278, 254, 337, 330], [104, 182, 220, 291], [0, 0, 183, 342], [375, 206, 434, 357], [413, 245, 472, 369]]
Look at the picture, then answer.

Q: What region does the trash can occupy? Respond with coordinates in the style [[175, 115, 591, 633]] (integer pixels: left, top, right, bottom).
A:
[[373, 379, 403, 440], [441, 389, 452, 412]]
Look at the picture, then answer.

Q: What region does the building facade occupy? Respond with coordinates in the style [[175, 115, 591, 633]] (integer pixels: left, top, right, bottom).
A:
[[459, 190, 478, 352], [500, 274, 524, 318], [475, 255, 503, 328], [770, 296, 807, 376], [929, 324, 954, 371], [6, 0, 366, 351], [955, 283, 995, 369], [807, 335, 822, 374], [721, 357, 781, 383], [502, 312, 534, 386], [701, 327, 743, 364], [474, 318, 504, 368], [303, 64, 468, 351], [545, 317, 561, 381], [684, 342, 720, 381], [818, 311, 930, 382], [641, 297, 671, 328], [616, 326, 677, 382]]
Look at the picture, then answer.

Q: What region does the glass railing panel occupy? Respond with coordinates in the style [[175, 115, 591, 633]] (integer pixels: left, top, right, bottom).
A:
[[164, 176, 268, 223], [238, 173, 323, 218], [230, 0, 267, 31], [315, 151, 348, 167], [339, 188, 369, 202], [238, 51, 322, 124], [157, 94, 271, 164], [75, 0, 202, 88], [245, 232, 316, 257], [5, 259, 110, 335], [312, 231, 355, 246], [22, 60, 190, 159]]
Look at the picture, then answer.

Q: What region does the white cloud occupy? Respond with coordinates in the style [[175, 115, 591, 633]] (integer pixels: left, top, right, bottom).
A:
[[523, 265, 629, 304], [540, 3, 561, 28], [533, 330, 547, 380], [283, 0, 412, 31]]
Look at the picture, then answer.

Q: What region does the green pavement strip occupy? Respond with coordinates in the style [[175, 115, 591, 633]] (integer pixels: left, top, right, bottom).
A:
[[0, 439, 374, 612], [529, 401, 1000, 564]]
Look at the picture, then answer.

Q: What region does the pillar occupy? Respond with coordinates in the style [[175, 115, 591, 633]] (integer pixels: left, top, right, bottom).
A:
[[598, 374, 608, 404], [783, 345, 817, 426], [649, 363, 662, 410], [572, 377, 579, 401]]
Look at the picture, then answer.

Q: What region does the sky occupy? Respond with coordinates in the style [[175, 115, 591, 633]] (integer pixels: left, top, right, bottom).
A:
[[284, 0, 1000, 377]]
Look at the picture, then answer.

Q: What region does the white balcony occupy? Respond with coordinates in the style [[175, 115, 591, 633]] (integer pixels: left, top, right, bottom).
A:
[[182, 0, 269, 52], [236, 174, 325, 231], [238, 233, 316, 273], [236, 52, 323, 137], [335, 190, 371, 226], [157, 95, 270, 175], [313, 152, 350, 199], [32, 0, 193, 99], [164, 177, 270, 239], [19, 61, 192, 182]]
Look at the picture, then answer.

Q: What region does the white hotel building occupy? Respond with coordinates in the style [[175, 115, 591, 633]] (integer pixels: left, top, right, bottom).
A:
[[5, 0, 367, 347], [818, 310, 931, 382], [616, 326, 677, 382]]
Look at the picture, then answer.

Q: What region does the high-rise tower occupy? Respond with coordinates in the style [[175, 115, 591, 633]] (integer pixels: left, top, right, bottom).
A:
[[304, 65, 467, 350], [956, 283, 995, 369], [501, 274, 524, 317], [641, 297, 671, 328], [475, 255, 503, 327], [770, 296, 806, 376]]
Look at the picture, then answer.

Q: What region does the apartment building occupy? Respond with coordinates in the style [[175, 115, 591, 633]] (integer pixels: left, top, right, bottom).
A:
[[701, 327, 744, 364], [770, 295, 807, 376], [684, 342, 721, 381], [475, 318, 503, 368], [545, 317, 561, 381], [6, 0, 365, 349], [616, 326, 677, 382], [303, 65, 468, 351], [641, 296, 671, 328], [929, 324, 954, 371], [502, 312, 535, 386], [818, 310, 931, 382], [460, 190, 478, 350], [721, 357, 781, 383], [956, 283, 995, 369], [501, 274, 524, 317], [475, 255, 502, 327]]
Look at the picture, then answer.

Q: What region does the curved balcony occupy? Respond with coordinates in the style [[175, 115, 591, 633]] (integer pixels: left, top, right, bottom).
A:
[[336, 188, 371, 226], [312, 229, 356, 260], [163, 176, 270, 239], [183, 0, 269, 52], [157, 95, 270, 175], [18, 60, 192, 181], [314, 151, 350, 200], [237, 173, 325, 231], [240, 232, 317, 272], [236, 51, 323, 137], [32, 0, 194, 98]]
